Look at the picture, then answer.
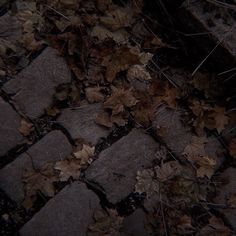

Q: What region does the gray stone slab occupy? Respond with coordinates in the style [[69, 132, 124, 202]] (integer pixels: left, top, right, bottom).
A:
[[58, 103, 109, 145], [2, 47, 71, 119], [0, 13, 22, 42], [85, 129, 161, 204], [153, 105, 192, 157], [20, 182, 101, 236], [182, 1, 236, 59], [214, 168, 236, 230], [153, 105, 225, 169], [0, 98, 23, 156], [0, 130, 72, 203]]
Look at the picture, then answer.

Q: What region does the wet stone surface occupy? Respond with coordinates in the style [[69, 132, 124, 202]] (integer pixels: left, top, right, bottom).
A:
[[2, 47, 71, 119], [58, 103, 110, 145], [0, 98, 24, 157], [85, 129, 162, 204], [20, 182, 101, 236], [0, 130, 72, 203]]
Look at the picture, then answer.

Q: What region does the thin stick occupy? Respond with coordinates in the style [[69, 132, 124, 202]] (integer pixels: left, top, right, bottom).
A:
[[192, 40, 221, 77], [45, 5, 70, 21], [218, 67, 236, 76]]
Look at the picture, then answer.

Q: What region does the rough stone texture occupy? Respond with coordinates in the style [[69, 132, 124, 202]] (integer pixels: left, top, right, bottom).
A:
[[58, 103, 109, 145], [0, 98, 24, 156], [153, 105, 225, 168], [182, 1, 236, 59], [0, 13, 22, 42], [153, 105, 192, 157], [20, 182, 101, 236], [0, 130, 72, 203], [121, 209, 149, 236], [85, 129, 161, 204], [214, 168, 236, 230], [2, 47, 71, 119]]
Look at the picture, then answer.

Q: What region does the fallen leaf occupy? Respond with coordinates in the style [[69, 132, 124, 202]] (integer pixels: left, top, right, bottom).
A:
[[155, 161, 182, 182], [100, 6, 135, 31], [102, 46, 141, 82], [104, 88, 138, 114], [73, 144, 95, 165], [127, 65, 152, 81], [135, 169, 159, 198], [54, 158, 81, 181], [88, 209, 123, 236], [86, 87, 105, 103], [22, 163, 58, 208], [91, 25, 129, 44], [95, 111, 113, 128], [19, 119, 33, 136], [196, 156, 216, 179]]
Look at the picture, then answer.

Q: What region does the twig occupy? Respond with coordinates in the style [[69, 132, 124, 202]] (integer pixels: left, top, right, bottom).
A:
[[218, 67, 236, 76], [45, 4, 70, 21], [206, 0, 236, 11], [192, 40, 222, 77]]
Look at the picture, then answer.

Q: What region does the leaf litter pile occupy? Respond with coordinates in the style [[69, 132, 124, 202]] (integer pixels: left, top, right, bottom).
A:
[[1, 0, 236, 235]]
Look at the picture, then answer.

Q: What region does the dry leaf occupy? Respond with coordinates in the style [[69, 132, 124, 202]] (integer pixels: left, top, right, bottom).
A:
[[196, 156, 216, 179], [127, 65, 152, 81], [104, 88, 138, 114], [91, 25, 129, 44], [155, 161, 181, 182], [100, 7, 135, 31], [86, 87, 105, 103], [54, 158, 81, 181], [205, 106, 229, 133], [102, 47, 140, 82], [19, 119, 33, 136], [73, 144, 95, 165], [96, 111, 113, 128], [88, 209, 123, 236], [22, 164, 58, 208], [135, 169, 159, 198]]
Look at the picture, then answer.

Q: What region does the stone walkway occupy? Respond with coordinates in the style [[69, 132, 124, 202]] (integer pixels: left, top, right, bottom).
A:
[[0, 2, 236, 236]]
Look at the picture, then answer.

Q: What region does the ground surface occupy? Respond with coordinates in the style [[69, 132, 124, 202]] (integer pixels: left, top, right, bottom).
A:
[[0, 0, 236, 235]]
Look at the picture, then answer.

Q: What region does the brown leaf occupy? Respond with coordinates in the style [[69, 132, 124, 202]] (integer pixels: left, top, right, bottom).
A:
[[100, 6, 135, 31], [135, 169, 159, 198], [127, 65, 152, 81], [104, 88, 138, 114], [22, 164, 58, 208], [155, 161, 182, 182], [88, 209, 123, 236], [19, 119, 33, 136], [205, 106, 229, 133], [95, 111, 113, 128], [73, 144, 95, 165], [86, 87, 105, 103], [102, 47, 141, 82], [54, 158, 81, 181]]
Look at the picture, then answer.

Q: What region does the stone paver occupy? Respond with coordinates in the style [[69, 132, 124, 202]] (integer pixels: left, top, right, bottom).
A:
[[0, 13, 22, 42], [214, 168, 236, 230], [2, 47, 71, 119], [85, 129, 161, 204], [182, 1, 236, 61], [0, 98, 24, 156], [121, 209, 149, 236], [20, 182, 101, 236], [0, 130, 72, 203], [153, 105, 225, 168], [58, 103, 109, 145]]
